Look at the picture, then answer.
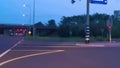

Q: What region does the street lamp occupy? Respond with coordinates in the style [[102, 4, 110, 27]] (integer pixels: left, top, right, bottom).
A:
[[32, 0, 36, 37], [22, 14, 26, 17], [23, 4, 26, 7], [22, 0, 36, 36], [22, 4, 32, 24], [22, 3, 32, 35]]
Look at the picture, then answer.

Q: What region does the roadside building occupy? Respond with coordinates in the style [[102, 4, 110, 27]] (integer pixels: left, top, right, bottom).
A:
[[0, 24, 58, 37], [0, 24, 28, 36]]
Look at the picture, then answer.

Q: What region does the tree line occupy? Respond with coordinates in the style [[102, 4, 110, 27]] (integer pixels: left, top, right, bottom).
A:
[[34, 13, 120, 38]]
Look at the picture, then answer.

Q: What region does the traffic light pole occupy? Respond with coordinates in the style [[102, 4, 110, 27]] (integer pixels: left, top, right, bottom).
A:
[[86, 0, 90, 26], [85, 0, 90, 44], [109, 29, 112, 43]]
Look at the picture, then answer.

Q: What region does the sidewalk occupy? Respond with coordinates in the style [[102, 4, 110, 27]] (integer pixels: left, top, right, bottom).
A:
[[76, 42, 120, 47]]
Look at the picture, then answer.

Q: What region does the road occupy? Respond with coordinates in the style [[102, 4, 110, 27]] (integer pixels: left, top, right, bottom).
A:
[[0, 37, 120, 68], [0, 36, 22, 54]]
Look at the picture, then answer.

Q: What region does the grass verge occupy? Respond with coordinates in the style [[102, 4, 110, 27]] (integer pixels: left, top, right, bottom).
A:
[[24, 36, 85, 42]]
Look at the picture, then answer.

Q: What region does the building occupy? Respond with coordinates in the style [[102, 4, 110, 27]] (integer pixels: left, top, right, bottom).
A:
[[0, 24, 28, 36], [0, 24, 58, 36]]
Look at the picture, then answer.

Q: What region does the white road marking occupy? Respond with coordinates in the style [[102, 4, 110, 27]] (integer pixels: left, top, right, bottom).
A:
[[75, 43, 105, 47], [0, 50, 64, 67], [0, 38, 24, 58], [11, 50, 58, 51], [88, 45, 105, 47]]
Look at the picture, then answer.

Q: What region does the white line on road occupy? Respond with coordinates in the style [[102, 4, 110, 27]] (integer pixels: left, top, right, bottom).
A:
[[75, 43, 105, 47], [15, 46, 80, 48], [0, 38, 24, 58], [11, 50, 59, 51], [0, 50, 64, 67]]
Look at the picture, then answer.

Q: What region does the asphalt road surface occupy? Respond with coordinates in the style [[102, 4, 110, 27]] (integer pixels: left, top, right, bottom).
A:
[[0, 36, 22, 54], [0, 38, 120, 68]]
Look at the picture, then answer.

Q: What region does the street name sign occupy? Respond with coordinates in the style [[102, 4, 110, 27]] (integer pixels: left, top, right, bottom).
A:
[[91, 0, 107, 4]]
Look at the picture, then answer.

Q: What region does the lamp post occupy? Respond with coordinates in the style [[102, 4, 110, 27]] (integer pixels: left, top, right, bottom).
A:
[[22, 0, 36, 36], [22, 4, 32, 35], [32, 0, 35, 37]]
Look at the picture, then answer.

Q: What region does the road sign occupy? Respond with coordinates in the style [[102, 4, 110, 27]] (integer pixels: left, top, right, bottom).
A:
[[108, 24, 112, 30], [107, 18, 113, 31], [91, 0, 107, 4]]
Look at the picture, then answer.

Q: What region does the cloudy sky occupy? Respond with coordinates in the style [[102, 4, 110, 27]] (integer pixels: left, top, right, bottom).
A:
[[0, 0, 120, 25]]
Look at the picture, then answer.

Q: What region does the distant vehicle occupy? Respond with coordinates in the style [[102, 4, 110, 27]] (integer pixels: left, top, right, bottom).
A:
[[10, 33, 14, 36], [9, 28, 26, 36], [15, 32, 23, 36]]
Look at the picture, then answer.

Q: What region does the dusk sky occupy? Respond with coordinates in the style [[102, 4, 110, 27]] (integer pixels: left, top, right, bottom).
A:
[[0, 0, 120, 25]]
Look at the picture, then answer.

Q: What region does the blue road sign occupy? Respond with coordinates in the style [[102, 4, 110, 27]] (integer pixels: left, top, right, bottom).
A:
[[91, 0, 107, 4]]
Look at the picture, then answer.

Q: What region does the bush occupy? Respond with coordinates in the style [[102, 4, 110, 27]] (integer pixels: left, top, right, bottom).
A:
[[97, 37, 106, 41]]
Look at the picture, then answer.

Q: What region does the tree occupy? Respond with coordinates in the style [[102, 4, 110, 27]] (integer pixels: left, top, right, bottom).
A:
[[45, 19, 58, 36], [112, 21, 120, 38], [90, 13, 109, 37], [58, 13, 110, 37], [34, 21, 45, 28], [58, 16, 86, 37], [47, 19, 57, 28], [34, 22, 45, 36]]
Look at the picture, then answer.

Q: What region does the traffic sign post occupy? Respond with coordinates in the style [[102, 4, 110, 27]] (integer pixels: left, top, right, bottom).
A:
[[84, 0, 107, 44], [85, 0, 90, 44], [107, 18, 113, 43], [72, 0, 107, 44]]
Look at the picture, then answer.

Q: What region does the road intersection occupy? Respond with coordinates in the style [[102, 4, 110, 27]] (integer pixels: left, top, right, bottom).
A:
[[0, 36, 120, 68]]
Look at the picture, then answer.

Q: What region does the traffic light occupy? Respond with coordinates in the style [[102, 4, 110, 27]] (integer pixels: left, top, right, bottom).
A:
[[28, 31, 32, 35], [71, 0, 75, 4]]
